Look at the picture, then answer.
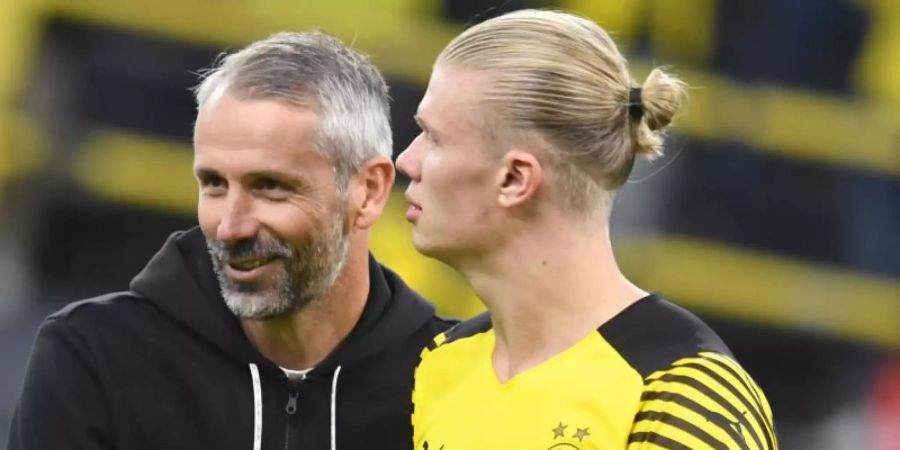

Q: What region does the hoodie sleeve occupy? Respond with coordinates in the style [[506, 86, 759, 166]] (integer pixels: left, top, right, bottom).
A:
[[7, 318, 116, 450]]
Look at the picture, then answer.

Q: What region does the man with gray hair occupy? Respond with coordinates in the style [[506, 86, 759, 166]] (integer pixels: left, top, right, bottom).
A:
[[8, 31, 452, 450]]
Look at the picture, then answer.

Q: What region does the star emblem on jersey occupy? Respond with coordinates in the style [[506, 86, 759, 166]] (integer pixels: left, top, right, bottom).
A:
[[573, 427, 590, 441], [547, 422, 591, 449], [552, 422, 567, 439]]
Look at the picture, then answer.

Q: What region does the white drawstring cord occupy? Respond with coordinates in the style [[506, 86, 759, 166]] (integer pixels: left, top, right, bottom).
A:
[[250, 363, 339, 450], [249, 363, 262, 450], [330, 365, 343, 450]]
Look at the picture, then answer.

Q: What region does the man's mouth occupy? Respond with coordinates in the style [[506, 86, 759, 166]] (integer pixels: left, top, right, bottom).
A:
[[228, 256, 280, 271]]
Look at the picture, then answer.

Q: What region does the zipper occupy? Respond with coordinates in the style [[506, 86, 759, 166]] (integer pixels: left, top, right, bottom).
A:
[[284, 383, 300, 450], [285, 388, 299, 415]]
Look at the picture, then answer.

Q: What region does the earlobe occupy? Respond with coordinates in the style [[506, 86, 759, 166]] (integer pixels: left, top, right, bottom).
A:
[[352, 157, 395, 229], [497, 151, 542, 208]]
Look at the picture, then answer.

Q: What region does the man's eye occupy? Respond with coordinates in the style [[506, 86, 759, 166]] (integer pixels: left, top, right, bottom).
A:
[[200, 176, 226, 189], [254, 179, 294, 199], [256, 179, 283, 191]]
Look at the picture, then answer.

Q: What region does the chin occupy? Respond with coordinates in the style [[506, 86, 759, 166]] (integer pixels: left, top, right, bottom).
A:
[[411, 236, 458, 266], [410, 234, 432, 256], [411, 232, 440, 258]]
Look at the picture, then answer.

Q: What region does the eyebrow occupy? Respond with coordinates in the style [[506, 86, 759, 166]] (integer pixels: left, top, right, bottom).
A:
[[194, 166, 304, 185], [193, 166, 219, 180], [414, 114, 436, 135]]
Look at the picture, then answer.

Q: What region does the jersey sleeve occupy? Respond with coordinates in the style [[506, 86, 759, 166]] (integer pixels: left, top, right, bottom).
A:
[[626, 351, 778, 450]]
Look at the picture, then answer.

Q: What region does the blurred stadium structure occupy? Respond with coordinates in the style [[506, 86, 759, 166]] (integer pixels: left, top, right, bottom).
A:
[[0, 0, 897, 448]]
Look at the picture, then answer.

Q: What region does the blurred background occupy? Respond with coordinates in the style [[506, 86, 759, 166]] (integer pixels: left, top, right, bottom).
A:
[[0, 0, 898, 448]]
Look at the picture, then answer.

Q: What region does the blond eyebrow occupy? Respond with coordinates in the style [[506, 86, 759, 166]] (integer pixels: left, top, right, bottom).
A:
[[413, 114, 426, 130], [414, 114, 438, 137]]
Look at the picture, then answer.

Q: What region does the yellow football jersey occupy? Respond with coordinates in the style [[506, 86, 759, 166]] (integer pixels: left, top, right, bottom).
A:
[[412, 295, 777, 450]]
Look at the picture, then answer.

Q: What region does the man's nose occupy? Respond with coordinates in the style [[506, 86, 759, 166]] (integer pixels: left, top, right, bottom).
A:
[[395, 135, 423, 181], [216, 193, 259, 245]]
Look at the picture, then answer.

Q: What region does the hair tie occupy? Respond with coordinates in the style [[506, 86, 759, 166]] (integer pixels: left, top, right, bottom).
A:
[[628, 87, 643, 121]]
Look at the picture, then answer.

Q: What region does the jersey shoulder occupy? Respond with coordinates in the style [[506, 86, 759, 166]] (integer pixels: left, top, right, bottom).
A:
[[599, 294, 733, 377], [416, 312, 492, 374], [412, 312, 493, 433], [601, 296, 778, 450], [627, 350, 778, 450]]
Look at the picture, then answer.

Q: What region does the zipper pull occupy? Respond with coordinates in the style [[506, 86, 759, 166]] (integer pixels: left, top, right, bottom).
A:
[[285, 389, 299, 415]]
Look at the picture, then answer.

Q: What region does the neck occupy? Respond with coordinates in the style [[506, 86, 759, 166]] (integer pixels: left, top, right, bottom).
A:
[[455, 219, 646, 383], [241, 238, 370, 370]]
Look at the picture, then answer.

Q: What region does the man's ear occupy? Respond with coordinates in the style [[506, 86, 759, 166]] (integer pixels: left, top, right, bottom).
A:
[[497, 150, 542, 208], [348, 156, 395, 229]]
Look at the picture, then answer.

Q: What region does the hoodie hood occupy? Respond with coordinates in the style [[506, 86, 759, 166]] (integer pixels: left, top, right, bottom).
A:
[[129, 227, 437, 372]]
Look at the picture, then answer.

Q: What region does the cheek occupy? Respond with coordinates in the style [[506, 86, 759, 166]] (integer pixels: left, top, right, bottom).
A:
[[196, 198, 220, 238], [428, 167, 493, 218], [422, 152, 465, 190], [259, 202, 324, 241]]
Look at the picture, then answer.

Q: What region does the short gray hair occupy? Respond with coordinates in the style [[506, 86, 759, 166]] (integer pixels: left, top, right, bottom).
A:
[[193, 31, 392, 187]]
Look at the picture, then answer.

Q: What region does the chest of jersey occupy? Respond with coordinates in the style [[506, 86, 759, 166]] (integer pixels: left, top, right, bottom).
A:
[[413, 332, 645, 450]]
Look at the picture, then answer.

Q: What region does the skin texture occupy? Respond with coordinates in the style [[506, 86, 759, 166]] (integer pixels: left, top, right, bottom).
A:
[[193, 91, 394, 369], [397, 68, 647, 383], [396, 68, 504, 265]]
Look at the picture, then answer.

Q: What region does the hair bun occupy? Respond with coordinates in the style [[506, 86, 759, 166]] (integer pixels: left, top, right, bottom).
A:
[[631, 67, 686, 160]]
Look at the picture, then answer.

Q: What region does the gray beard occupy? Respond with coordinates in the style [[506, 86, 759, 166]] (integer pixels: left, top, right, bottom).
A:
[[206, 212, 349, 321]]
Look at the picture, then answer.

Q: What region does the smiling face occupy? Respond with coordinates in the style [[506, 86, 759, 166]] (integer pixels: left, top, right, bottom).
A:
[[395, 68, 503, 264], [193, 91, 350, 320]]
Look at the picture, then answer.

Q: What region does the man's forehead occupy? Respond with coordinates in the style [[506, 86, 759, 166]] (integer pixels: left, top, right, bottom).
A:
[[419, 68, 491, 127], [195, 94, 320, 146]]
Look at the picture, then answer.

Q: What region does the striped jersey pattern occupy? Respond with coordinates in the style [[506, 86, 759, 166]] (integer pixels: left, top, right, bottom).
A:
[[412, 295, 778, 450], [628, 352, 776, 449]]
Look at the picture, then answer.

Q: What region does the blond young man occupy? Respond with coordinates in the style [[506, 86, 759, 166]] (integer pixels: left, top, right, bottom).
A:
[[399, 10, 778, 450]]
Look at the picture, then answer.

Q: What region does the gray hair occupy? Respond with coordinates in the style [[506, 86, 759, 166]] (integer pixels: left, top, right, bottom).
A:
[[193, 31, 392, 188]]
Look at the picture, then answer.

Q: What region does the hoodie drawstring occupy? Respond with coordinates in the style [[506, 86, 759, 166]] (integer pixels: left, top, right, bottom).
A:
[[330, 365, 342, 450], [249, 363, 262, 450], [248, 363, 340, 450]]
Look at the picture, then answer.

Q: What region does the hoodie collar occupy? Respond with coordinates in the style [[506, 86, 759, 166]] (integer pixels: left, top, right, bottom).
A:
[[130, 227, 435, 373]]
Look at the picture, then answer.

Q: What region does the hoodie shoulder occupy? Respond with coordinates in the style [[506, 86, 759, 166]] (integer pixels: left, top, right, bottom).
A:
[[36, 290, 180, 366], [379, 263, 458, 341], [323, 256, 458, 367], [50, 291, 153, 328]]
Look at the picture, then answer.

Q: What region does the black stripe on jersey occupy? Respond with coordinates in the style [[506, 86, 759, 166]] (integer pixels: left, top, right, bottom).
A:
[[702, 355, 772, 431], [650, 374, 763, 450], [703, 357, 775, 441], [628, 432, 692, 450], [674, 359, 775, 447], [440, 312, 492, 346], [598, 295, 733, 378], [633, 411, 729, 450], [642, 391, 749, 450]]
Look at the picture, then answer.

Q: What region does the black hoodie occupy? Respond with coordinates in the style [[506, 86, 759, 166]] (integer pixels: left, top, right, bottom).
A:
[[7, 228, 454, 450]]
